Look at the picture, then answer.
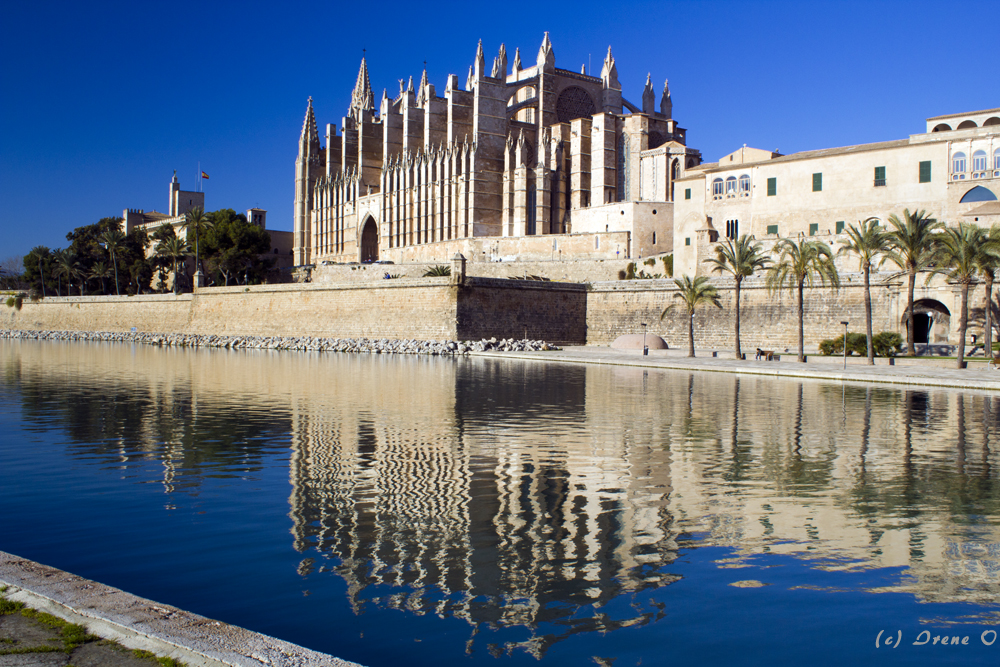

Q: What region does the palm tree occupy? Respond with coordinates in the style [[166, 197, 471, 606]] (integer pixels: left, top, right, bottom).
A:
[[99, 228, 126, 296], [932, 223, 998, 368], [89, 261, 112, 294], [704, 234, 770, 360], [55, 251, 84, 296], [838, 218, 892, 365], [661, 274, 722, 357], [155, 236, 192, 294], [180, 207, 214, 285], [975, 225, 1000, 357], [765, 238, 840, 362], [51, 249, 68, 296], [884, 209, 943, 356]]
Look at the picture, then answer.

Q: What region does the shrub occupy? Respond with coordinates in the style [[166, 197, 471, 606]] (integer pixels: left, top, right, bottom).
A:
[[422, 265, 451, 277], [617, 269, 627, 280], [644, 258, 656, 267], [819, 333, 867, 356], [872, 331, 903, 357], [662, 254, 673, 277]]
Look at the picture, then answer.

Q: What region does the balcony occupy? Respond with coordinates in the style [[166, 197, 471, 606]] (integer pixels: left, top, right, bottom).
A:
[[874, 178, 886, 187]]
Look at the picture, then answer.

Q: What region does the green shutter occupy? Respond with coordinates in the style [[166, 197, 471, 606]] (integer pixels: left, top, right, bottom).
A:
[[809, 223, 819, 236], [767, 177, 776, 196], [685, 237, 691, 246], [685, 188, 691, 200], [874, 166, 885, 182], [836, 221, 845, 234], [766, 225, 778, 235], [919, 160, 931, 183], [812, 173, 822, 192]]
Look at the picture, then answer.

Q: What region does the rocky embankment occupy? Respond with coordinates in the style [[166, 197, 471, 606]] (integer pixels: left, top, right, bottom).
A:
[[0, 329, 557, 354]]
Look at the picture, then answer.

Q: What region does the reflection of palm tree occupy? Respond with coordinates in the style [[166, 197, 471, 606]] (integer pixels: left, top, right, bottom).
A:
[[766, 239, 840, 362], [974, 226, 1000, 356]]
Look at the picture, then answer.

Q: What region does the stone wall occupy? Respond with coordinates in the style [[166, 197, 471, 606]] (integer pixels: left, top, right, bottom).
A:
[[457, 278, 587, 344], [1, 294, 194, 334], [311, 257, 650, 284], [586, 277, 896, 351]]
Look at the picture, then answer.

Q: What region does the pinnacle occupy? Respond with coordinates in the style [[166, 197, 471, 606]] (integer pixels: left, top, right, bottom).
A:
[[350, 57, 374, 115]]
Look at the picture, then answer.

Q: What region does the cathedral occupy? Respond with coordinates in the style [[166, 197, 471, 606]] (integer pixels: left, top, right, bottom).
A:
[[293, 33, 702, 266]]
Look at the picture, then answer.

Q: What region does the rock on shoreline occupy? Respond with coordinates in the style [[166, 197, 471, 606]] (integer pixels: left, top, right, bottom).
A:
[[0, 329, 557, 355]]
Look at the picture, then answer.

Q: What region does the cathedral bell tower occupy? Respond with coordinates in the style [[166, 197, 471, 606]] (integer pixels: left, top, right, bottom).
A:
[[293, 97, 323, 266]]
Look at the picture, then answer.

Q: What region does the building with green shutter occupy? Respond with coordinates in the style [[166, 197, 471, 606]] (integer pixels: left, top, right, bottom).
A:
[[672, 107, 1000, 278]]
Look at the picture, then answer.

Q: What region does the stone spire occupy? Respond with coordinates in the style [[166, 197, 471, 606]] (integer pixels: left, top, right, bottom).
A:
[[300, 96, 320, 153], [660, 78, 672, 119], [474, 39, 486, 80], [601, 46, 619, 90], [492, 43, 507, 79], [512, 47, 522, 73], [466, 65, 474, 91], [349, 58, 374, 120], [641, 73, 655, 114], [416, 68, 428, 105], [537, 32, 555, 69]]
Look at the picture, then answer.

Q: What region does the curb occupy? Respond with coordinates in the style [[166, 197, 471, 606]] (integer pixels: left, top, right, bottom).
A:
[[0, 551, 362, 667]]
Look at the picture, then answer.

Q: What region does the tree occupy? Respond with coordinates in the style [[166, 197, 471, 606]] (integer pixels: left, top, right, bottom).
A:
[[99, 228, 126, 295], [661, 275, 722, 357], [89, 261, 112, 295], [23, 246, 54, 297], [180, 207, 214, 283], [200, 210, 272, 286], [155, 236, 191, 294], [974, 225, 1000, 356], [65, 217, 122, 293], [884, 209, 943, 355], [931, 223, 999, 368], [54, 250, 84, 296], [0, 256, 26, 290], [704, 234, 770, 360], [765, 239, 840, 362], [837, 218, 892, 365]]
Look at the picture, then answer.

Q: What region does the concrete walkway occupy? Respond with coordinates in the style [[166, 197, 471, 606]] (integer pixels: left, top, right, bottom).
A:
[[0, 552, 361, 667], [471, 347, 1000, 392]]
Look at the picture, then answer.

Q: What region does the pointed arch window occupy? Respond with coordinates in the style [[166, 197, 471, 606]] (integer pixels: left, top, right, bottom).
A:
[[952, 151, 967, 179], [972, 150, 988, 178]]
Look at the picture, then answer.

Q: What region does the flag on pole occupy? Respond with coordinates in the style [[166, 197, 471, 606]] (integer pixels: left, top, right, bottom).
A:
[[201, 171, 210, 179]]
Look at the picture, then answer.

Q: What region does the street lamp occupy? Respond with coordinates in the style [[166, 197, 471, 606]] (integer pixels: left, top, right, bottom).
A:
[[841, 321, 849, 370], [641, 322, 648, 356]]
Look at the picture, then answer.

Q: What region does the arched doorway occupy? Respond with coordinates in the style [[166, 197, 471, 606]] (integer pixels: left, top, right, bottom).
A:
[[903, 299, 951, 344], [360, 217, 379, 263]]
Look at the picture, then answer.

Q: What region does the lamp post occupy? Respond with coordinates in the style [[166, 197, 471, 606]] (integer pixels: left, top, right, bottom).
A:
[[841, 321, 849, 370], [641, 322, 648, 356]]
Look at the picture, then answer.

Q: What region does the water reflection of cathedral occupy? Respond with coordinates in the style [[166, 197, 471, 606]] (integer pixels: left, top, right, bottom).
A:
[[287, 357, 678, 654]]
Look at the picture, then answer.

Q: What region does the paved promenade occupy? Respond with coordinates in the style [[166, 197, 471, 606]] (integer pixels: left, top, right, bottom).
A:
[[473, 347, 1000, 392]]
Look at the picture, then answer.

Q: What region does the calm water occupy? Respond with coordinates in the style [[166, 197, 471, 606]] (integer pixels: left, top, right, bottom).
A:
[[2, 340, 1000, 666]]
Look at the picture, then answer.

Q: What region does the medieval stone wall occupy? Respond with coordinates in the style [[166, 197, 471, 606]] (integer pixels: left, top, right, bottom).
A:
[[456, 278, 587, 344]]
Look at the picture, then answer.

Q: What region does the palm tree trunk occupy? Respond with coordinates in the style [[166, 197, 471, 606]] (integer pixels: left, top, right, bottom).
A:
[[688, 311, 695, 358], [986, 274, 994, 358], [112, 252, 120, 296], [734, 278, 742, 359], [864, 264, 874, 365], [906, 270, 916, 355], [957, 281, 969, 369], [797, 281, 805, 362]]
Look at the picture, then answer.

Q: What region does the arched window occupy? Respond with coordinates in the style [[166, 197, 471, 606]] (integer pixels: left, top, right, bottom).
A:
[[973, 150, 988, 177], [712, 178, 724, 199], [738, 174, 750, 196], [725, 175, 737, 197], [985, 117, 1000, 126], [952, 152, 967, 179], [932, 123, 952, 132], [957, 120, 978, 130], [994, 148, 1000, 175], [960, 186, 998, 203]]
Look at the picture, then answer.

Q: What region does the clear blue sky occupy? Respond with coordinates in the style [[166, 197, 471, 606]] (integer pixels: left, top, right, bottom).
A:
[[1, 0, 993, 260]]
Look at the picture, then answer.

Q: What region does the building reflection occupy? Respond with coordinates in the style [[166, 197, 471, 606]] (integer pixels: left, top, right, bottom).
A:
[[4, 339, 1000, 654]]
